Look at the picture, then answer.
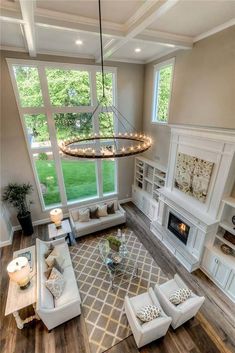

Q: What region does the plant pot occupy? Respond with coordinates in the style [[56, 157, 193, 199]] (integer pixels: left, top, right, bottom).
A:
[[17, 212, 34, 236]]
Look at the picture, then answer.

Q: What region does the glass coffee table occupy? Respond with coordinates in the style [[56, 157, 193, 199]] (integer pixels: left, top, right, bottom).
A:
[[99, 239, 139, 289]]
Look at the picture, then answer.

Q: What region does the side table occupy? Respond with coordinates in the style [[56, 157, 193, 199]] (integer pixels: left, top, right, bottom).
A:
[[5, 245, 40, 329], [48, 219, 75, 246]]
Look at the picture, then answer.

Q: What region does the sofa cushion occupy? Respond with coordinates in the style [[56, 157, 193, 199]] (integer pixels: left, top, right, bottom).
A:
[[54, 265, 80, 307], [74, 218, 101, 231]]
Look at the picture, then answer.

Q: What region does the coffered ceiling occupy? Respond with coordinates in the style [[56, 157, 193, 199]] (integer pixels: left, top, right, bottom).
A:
[[0, 0, 235, 64]]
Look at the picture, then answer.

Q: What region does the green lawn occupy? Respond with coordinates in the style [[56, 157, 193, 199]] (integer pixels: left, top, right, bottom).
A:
[[35, 159, 115, 206]]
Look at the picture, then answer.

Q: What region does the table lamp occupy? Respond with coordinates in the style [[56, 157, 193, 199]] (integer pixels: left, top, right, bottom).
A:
[[7, 257, 31, 289], [50, 208, 63, 228]]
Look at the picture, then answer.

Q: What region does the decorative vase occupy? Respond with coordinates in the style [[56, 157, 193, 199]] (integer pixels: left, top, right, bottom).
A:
[[17, 212, 34, 236]]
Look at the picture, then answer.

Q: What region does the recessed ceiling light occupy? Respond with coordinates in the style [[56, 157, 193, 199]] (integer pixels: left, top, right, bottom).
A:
[[75, 39, 83, 45], [135, 48, 141, 53]]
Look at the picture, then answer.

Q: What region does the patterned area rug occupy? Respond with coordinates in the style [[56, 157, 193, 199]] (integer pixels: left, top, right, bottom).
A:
[[70, 230, 168, 353]]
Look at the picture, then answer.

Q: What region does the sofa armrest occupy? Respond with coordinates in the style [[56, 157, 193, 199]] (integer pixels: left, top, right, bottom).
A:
[[178, 296, 205, 314], [124, 296, 142, 331]]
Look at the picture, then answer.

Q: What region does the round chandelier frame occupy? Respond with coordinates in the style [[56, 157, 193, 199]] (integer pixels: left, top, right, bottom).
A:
[[59, 134, 152, 159], [58, 0, 152, 159]]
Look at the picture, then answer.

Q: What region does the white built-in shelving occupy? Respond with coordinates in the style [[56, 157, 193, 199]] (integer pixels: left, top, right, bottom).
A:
[[132, 156, 167, 220]]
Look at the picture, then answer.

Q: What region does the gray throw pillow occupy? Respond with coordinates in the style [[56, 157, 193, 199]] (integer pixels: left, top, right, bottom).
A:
[[89, 207, 100, 219], [107, 203, 115, 214], [44, 243, 54, 259]]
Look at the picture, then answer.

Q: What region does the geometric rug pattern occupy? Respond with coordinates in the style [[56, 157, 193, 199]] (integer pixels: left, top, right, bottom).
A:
[[70, 229, 168, 353]]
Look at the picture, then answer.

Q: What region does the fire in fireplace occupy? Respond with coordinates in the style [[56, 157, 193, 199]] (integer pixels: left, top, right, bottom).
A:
[[167, 212, 190, 245]]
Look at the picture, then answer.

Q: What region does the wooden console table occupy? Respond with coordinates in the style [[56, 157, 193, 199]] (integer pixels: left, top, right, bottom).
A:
[[5, 245, 40, 329]]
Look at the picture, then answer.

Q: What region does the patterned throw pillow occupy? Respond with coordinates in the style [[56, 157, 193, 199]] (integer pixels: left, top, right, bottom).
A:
[[169, 288, 192, 305], [137, 305, 161, 323], [45, 267, 65, 299], [79, 209, 90, 222], [98, 205, 108, 217]]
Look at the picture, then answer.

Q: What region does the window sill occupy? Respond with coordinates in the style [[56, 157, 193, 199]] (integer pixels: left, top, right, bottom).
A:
[[151, 121, 168, 126]]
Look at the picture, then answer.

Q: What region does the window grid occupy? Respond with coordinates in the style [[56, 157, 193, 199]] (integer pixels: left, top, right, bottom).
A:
[[152, 58, 175, 124], [7, 59, 118, 211]]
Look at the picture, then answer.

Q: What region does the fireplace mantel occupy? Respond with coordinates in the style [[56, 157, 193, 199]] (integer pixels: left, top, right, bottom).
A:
[[151, 126, 235, 272]]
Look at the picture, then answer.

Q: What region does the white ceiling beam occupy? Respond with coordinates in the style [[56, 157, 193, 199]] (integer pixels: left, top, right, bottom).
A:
[[193, 18, 235, 43], [19, 0, 36, 57], [100, 0, 181, 61], [137, 29, 193, 49]]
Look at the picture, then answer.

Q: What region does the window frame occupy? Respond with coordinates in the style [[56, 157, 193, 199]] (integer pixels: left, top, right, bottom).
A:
[[7, 58, 118, 211], [151, 57, 175, 125]]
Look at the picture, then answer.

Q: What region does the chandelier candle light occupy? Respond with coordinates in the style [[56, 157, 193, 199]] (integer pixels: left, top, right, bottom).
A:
[[58, 0, 152, 159]]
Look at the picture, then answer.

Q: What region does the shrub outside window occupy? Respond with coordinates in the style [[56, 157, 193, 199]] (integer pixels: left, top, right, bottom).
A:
[[152, 58, 175, 124]]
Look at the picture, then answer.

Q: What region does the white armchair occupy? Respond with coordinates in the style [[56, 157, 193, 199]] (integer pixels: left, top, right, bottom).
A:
[[124, 287, 172, 348], [154, 274, 205, 329]]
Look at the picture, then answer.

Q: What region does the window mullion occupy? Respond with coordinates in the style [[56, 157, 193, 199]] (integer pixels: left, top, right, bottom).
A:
[[38, 67, 68, 207], [90, 71, 103, 199]]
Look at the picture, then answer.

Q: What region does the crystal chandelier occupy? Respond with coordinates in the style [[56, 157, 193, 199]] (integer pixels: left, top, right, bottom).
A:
[[59, 0, 152, 159]]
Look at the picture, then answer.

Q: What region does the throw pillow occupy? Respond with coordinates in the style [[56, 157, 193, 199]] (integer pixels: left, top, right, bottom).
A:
[[44, 259, 64, 279], [98, 204, 108, 217], [137, 305, 161, 323], [71, 209, 79, 222], [79, 208, 90, 222], [107, 202, 115, 214], [89, 207, 100, 219], [169, 288, 192, 305], [44, 243, 54, 259], [45, 267, 65, 299], [45, 248, 65, 268]]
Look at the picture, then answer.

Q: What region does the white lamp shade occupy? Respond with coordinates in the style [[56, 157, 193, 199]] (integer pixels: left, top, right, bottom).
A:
[[50, 208, 63, 226], [7, 257, 30, 286]]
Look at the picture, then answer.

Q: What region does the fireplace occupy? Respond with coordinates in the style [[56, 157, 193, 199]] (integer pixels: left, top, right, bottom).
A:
[[167, 212, 190, 245]]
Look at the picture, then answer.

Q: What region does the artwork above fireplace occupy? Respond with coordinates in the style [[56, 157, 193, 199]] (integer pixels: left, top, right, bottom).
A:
[[174, 152, 214, 203], [167, 212, 190, 245]]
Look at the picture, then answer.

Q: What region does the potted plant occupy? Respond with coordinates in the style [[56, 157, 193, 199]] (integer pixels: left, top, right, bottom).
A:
[[3, 183, 34, 236], [107, 235, 121, 252]]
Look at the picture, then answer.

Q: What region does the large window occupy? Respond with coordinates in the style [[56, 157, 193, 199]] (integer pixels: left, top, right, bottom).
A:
[[152, 58, 174, 124], [8, 60, 117, 209]]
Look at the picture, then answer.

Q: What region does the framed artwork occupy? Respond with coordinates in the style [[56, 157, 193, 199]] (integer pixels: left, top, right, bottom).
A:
[[174, 152, 214, 203]]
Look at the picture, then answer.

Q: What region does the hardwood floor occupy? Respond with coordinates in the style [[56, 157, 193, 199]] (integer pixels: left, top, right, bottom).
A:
[[1, 202, 234, 353]]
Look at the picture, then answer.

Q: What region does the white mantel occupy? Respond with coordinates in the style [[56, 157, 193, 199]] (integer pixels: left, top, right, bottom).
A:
[[151, 126, 235, 272]]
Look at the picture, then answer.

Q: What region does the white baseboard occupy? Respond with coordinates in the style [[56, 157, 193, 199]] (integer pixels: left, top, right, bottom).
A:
[[0, 228, 14, 248], [119, 197, 132, 204]]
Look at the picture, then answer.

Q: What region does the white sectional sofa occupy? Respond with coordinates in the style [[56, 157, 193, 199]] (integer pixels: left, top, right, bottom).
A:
[[36, 238, 81, 330], [69, 198, 126, 238]]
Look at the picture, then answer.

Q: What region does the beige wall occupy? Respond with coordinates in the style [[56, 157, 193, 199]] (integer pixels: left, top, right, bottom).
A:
[[142, 26, 235, 193], [0, 50, 144, 226]]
